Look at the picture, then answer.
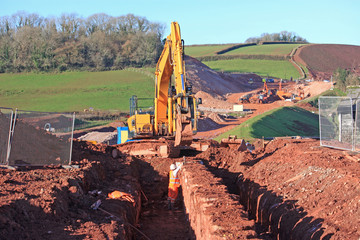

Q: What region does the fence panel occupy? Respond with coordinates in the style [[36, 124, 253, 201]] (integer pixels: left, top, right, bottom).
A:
[[319, 96, 354, 151], [0, 107, 13, 165], [8, 110, 75, 166], [355, 100, 360, 151]]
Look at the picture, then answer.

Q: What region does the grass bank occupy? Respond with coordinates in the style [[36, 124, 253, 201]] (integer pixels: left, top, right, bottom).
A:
[[203, 58, 301, 79], [215, 106, 319, 142], [0, 69, 154, 112]]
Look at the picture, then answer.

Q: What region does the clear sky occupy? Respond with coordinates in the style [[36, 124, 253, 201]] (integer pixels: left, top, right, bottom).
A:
[[1, 0, 359, 46]]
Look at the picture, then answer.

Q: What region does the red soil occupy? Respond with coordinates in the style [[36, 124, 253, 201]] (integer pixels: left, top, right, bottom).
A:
[[294, 44, 360, 80], [0, 46, 356, 239]]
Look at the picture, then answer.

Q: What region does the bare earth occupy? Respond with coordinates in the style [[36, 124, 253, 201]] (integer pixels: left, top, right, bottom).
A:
[[0, 50, 358, 239]]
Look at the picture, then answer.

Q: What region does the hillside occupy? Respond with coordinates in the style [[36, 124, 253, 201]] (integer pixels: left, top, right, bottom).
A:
[[214, 106, 319, 142], [294, 44, 360, 80], [185, 56, 262, 99]]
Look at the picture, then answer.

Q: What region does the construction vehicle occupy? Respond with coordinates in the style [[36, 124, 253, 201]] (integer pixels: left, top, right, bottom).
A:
[[277, 79, 292, 100], [113, 22, 206, 158]]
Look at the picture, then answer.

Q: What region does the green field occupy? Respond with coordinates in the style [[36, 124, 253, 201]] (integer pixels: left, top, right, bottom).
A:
[[185, 44, 235, 57], [0, 69, 154, 112], [223, 44, 305, 56], [203, 58, 301, 79], [215, 106, 319, 142]]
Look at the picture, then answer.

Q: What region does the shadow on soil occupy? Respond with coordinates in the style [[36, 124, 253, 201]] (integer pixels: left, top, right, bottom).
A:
[[203, 161, 334, 240], [131, 156, 195, 240]]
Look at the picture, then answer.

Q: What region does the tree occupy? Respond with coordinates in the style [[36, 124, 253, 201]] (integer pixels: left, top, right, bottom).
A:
[[245, 31, 308, 43], [0, 12, 165, 72]]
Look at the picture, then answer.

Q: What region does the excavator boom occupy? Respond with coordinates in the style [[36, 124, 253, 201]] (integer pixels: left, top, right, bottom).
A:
[[125, 22, 200, 156]]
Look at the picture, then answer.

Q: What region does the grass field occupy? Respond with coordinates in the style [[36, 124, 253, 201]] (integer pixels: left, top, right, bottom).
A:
[[0, 69, 154, 112], [223, 44, 305, 56], [203, 58, 301, 79], [214, 106, 319, 142], [185, 44, 235, 57]]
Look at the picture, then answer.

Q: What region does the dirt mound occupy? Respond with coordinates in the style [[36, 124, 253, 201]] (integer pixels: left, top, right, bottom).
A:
[[197, 117, 222, 132], [0, 113, 71, 166], [0, 141, 141, 239], [206, 112, 226, 123], [195, 91, 234, 110], [294, 44, 360, 80], [185, 55, 262, 99]]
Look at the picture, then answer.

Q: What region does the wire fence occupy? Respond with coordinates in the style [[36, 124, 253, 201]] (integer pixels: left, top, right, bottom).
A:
[[0, 108, 75, 166], [319, 97, 356, 151]]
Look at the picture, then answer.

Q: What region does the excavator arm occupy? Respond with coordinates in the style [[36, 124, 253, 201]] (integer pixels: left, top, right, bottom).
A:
[[154, 22, 196, 146], [128, 22, 198, 147]]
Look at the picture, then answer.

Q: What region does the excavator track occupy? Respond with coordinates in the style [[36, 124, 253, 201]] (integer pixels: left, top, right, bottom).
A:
[[111, 139, 181, 158]]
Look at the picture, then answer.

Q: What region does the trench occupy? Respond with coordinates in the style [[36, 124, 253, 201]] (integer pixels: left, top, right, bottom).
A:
[[199, 157, 332, 240], [0, 142, 330, 239], [54, 142, 328, 239], [133, 149, 273, 239], [132, 153, 194, 240]]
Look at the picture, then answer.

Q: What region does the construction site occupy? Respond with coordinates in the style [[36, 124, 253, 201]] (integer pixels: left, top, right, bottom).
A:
[[1, 23, 360, 240]]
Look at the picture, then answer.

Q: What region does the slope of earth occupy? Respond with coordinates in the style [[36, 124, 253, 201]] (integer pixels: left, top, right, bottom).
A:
[[185, 55, 262, 99], [197, 138, 360, 239], [294, 44, 360, 80]]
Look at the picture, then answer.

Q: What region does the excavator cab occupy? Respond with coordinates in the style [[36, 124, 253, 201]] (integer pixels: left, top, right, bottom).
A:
[[128, 95, 154, 139]]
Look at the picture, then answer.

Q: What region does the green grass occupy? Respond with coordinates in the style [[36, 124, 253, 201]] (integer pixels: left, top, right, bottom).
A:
[[185, 44, 235, 57], [0, 70, 154, 112], [203, 58, 301, 79], [214, 106, 319, 142], [223, 44, 305, 56]]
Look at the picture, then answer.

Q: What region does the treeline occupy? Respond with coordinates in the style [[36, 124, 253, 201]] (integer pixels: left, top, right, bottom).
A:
[[245, 31, 308, 44], [0, 12, 165, 73], [334, 68, 360, 92]]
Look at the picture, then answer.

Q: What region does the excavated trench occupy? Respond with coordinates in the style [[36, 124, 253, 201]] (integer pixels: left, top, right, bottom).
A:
[[195, 144, 337, 240], [0, 142, 344, 239]]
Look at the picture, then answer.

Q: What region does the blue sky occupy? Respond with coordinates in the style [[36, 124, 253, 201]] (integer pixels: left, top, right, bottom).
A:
[[1, 0, 359, 46]]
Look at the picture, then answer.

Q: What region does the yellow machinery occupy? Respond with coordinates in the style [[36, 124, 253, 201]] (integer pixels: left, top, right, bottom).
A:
[[127, 22, 199, 147]]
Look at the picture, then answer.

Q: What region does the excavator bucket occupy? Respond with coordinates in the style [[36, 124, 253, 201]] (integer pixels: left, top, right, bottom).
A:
[[220, 135, 247, 151]]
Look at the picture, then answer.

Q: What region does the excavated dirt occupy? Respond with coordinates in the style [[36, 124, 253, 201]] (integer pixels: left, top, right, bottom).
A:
[[0, 47, 357, 239], [0, 141, 142, 239], [185, 55, 263, 100], [196, 139, 360, 239]]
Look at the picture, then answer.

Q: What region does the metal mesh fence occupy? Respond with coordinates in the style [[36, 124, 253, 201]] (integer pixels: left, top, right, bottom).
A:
[[319, 97, 354, 151], [355, 100, 360, 151], [0, 107, 13, 165], [8, 110, 75, 166]]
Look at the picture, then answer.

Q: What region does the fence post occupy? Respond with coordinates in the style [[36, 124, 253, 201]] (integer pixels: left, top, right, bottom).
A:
[[6, 109, 17, 165], [68, 112, 76, 165]]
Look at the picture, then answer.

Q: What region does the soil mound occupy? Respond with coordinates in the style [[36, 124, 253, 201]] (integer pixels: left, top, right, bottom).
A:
[[185, 55, 262, 99], [0, 113, 71, 166], [197, 117, 222, 132]]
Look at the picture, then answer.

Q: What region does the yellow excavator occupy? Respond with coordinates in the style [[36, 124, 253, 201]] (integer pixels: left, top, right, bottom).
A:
[[114, 22, 205, 158]]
